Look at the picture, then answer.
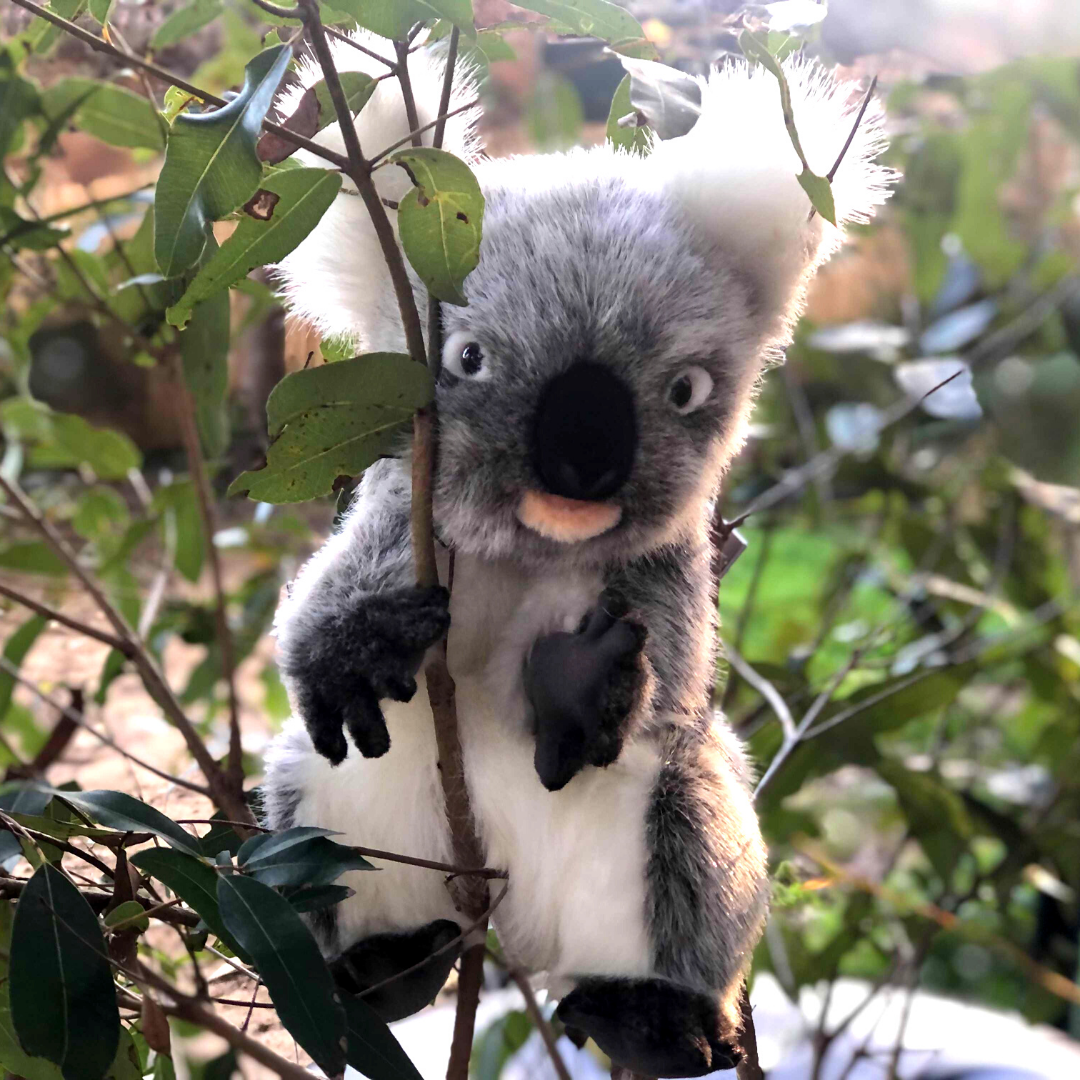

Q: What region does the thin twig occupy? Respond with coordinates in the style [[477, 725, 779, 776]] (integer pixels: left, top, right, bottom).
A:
[[0, 474, 250, 824], [169, 352, 243, 787], [723, 644, 796, 742], [6, 0, 350, 172], [808, 76, 878, 223], [0, 655, 211, 796], [368, 99, 479, 166], [248, 0, 300, 17], [0, 580, 131, 653], [0, 810, 115, 879], [325, 24, 397, 69], [508, 968, 573, 1080]]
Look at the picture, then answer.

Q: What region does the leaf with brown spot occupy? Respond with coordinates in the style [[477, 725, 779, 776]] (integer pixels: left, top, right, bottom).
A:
[[244, 188, 280, 220]]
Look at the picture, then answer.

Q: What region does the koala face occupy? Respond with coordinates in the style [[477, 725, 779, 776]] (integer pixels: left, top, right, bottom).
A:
[[433, 162, 765, 569]]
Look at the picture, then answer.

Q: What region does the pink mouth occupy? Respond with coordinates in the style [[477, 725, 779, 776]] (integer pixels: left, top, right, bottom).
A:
[[516, 490, 622, 543]]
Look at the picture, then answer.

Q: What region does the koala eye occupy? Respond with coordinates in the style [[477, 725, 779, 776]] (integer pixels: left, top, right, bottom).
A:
[[442, 334, 490, 381], [668, 367, 714, 414]]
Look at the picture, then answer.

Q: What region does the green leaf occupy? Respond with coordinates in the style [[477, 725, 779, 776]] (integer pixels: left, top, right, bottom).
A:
[[0, 207, 68, 251], [154, 45, 292, 277], [48, 789, 203, 856], [10, 864, 120, 1080], [285, 883, 353, 914], [611, 55, 701, 141], [41, 79, 165, 151], [238, 826, 373, 888], [798, 168, 837, 226], [167, 167, 342, 328], [2, 398, 141, 480], [509, 0, 655, 57], [527, 71, 583, 153], [130, 848, 249, 961], [87, 0, 114, 24], [151, 0, 223, 51], [329, 0, 446, 39], [154, 480, 205, 583], [217, 873, 346, 1074], [179, 290, 231, 457], [0, 58, 41, 160], [738, 29, 835, 224], [0, 542, 67, 577], [103, 900, 149, 932], [472, 1010, 533, 1080], [0, 616, 47, 720], [389, 147, 484, 305], [93, 649, 125, 707], [342, 993, 424, 1080], [606, 74, 649, 155], [229, 353, 434, 503], [313, 71, 378, 132]]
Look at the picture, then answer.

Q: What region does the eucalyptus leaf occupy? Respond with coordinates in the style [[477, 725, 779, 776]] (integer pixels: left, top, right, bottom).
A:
[[155, 45, 292, 277], [179, 289, 231, 457], [606, 74, 650, 154], [510, 0, 655, 58], [151, 0, 223, 51], [229, 353, 434, 503], [217, 873, 347, 1074], [342, 993, 425, 1080], [48, 789, 203, 856], [87, 0, 114, 24], [0, 615, 46, 720], [238, 827, 373, 888], [130, 847, 250, 961], [390, 146, 484, 305], [41, 79, 165, 151], [10, 864, 120, 1080], [611, 55, 700, 141], [167, 168, 342, 328]]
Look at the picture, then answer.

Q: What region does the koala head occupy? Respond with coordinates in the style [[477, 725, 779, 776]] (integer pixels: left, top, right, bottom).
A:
[[274, 35, 894, 568]]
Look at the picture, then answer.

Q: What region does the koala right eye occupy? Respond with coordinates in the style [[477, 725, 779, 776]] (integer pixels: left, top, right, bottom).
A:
[[441, 334, 491, 381]]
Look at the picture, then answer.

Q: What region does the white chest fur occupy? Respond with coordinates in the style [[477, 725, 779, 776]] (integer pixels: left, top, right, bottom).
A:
[[281, 554, 659, 984]]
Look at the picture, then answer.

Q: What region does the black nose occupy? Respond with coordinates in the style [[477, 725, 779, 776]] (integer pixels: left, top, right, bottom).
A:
[[533, 362, 636, 502]]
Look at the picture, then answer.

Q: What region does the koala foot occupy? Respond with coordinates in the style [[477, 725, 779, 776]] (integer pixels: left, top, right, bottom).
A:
[[555, 977, 741, 1078], [330, 919, 462, 1023], [524, 598, 647, 791], [285, 585, 450, 765]]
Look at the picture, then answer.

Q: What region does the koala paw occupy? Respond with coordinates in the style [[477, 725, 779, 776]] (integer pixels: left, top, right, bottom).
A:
[[524, 598, 647, 791], [286, 585, 450, 765]]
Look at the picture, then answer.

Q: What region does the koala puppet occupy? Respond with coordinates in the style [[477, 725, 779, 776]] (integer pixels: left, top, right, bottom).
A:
[[262, 33, 893, 1078]]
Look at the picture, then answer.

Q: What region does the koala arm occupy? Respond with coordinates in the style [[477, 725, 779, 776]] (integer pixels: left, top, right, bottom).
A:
[[526, 540, 716, 790], [275, 459, 449, 765]]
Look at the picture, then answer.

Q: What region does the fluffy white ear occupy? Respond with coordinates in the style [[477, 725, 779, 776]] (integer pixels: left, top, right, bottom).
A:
[[647, 56, 896, 347], [271, 33, 480, 351]]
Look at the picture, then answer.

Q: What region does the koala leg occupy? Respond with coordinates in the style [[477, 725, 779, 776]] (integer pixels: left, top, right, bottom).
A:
[[556, 976, 741, 1078], [262, 702, 463, 1019], [330, 920, 462, 1022]]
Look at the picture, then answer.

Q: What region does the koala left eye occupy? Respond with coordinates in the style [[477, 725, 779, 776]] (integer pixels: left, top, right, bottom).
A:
[[441, 332, 491, 381], [668, 367, 714, 414]]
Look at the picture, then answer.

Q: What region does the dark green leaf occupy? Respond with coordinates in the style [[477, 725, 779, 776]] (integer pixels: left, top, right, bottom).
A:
[[49, 789, 203, 856], [606, 74, 649, 155], [0, 207, 68, 251], [10, 864, 120, 1080], [167, 167, 342, 328], [151, 0, 223, 51], [342, 993, 424, 1080], [130, 848, 249, 961], [798, 168, 836, 226], [41, 79, 165, 151], [313, 72, 378, 132], [179, 289, 231, 457], [612, 55, 700, 141], [329, 0, 459, 39], [285, 883, 353, 914], [217, 873, 346, 1074], [228, 353, 434, 502], [0, 615, 47, 720], [155, 45, 292, 277], [154, 480, 205, 583], [390, 147, 484, 306], [94, 649, 126, 706], [0, 58, 41, 160], [238, 828, 373, 888]]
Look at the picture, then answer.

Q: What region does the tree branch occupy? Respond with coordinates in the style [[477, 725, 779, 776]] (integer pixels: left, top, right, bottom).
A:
[[0, 475, 251, 825], [508, 967, 573, 1080], [0, 580, 130, 654], [169, 352, 243, 789], [6, 0, 350, 172]]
